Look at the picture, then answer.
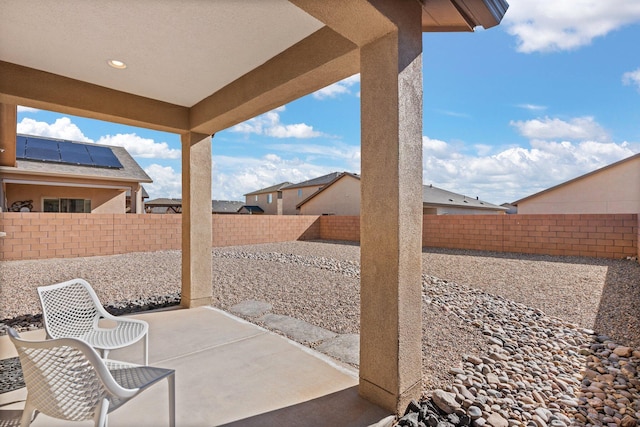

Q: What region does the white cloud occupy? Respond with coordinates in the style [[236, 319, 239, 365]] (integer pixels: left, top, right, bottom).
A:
[[622, 68, 640, 92], [230, 106, 324, 138], [143, 164, 182, 199], [17, 117, 92, 142], [96, 134, 180, 159], [510, 116, 610, 142], [503, 0, 640, 53], [517, 104, 547, 111], [312, 74, 360, 100], [17, 106, 40, 113], [212, 154, 343, 200], [423, 119, 639, 204]]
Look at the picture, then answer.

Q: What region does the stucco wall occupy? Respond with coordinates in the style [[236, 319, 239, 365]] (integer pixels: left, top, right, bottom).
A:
[[518, 157, 640, 214], [282, 186, 322, 215], [245, 192, 280, 215], [6, 183, 125, 213], [299, 176, 361, 215]]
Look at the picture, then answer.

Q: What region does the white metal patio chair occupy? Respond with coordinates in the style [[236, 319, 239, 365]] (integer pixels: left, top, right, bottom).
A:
[[7, 327, 175, 427], [37, 278, 149, 365]]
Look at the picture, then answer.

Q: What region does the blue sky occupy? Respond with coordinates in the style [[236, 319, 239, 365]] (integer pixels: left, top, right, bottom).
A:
[[16, 1, 640, 205]]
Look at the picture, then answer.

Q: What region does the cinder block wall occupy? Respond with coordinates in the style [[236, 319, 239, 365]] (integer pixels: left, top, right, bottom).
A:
[[0, 212, 636, 261], [0, 213, 320, 261], [421, 214, 637, 259]]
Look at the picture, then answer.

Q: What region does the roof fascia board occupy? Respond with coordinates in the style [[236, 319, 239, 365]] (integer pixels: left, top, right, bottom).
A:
[[2, 178, 130, 191], [0, 61, 190, 134], [0, 166, 152, 183], [189, 27, 358, 134]]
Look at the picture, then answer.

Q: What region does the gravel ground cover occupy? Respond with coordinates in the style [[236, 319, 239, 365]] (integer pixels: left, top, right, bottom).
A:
[[2, 240, 640, 421]]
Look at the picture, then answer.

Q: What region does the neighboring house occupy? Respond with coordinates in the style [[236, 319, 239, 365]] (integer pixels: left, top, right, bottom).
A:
[[296, 172, 506, 215], [243, 182, 292, 215], [126, 187, 149, 213], [281, 171, 342, 215], [296, 172, 361, 215], [238, 205, 264, 215], [513, 153, 640, 214], [144, 198, 244, 214], [500, 203, 517, 214], [0, 134, 151, 214]]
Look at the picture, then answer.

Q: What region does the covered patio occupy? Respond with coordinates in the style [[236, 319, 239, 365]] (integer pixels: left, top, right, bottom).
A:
[[0, 0, 508, 417], [0, 307, 391, 426]]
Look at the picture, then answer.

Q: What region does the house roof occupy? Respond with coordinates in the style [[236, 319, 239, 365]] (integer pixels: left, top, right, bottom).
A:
[[296, 172, 360, 208], [212, 200, 245, 213], [283, 172, 344, 189], [239, 206, 265, 214], [295, 172, 506, 211], [1, 134, 152, 183], [512, 153, 640, 206], [423, 185, 506, 211], [244, 182, 293, 196], [145, 198, 245, 214]]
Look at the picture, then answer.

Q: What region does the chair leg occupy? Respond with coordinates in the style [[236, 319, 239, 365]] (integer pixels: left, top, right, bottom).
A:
[[144, 333, 149, 366], [19, 398, 35, 427], [168, 372, 175, 427], [94, 398, 110, 427], [102, 348, 110, 359]]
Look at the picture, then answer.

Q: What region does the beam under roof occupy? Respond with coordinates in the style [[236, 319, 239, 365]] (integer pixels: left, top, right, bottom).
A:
[[189, 27, 358, 135], [0, 61, 190, 134]]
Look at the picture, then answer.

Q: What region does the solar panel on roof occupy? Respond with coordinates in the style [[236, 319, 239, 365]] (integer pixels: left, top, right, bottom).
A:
[[86, 145, 123, 168], [28, 146, 60, 162], [16, 136, 123, 169], [59, 141, 92, 165], [16, 136, 27, 158]]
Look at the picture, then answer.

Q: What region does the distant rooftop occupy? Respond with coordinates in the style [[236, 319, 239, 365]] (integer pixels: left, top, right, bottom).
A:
[[244, 182, 293, 196], [283, 172, 345, 189]]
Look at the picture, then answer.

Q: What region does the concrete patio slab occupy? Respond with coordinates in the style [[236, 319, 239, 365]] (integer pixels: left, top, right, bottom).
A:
[[0, 307, 391, 426]]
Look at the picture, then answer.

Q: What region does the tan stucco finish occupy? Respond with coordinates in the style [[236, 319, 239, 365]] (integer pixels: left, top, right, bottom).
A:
[[517, 156, 640, 214], [358, 2, 423, 413], [181, 133, 213, 308], [298, 175, 361, 215], [0, 103, 16, 167]]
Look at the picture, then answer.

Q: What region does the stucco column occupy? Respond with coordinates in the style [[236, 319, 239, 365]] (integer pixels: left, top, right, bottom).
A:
[[359, 2, 423, 414], [0, 103, 17, 168], [181, 132, 212, 308]]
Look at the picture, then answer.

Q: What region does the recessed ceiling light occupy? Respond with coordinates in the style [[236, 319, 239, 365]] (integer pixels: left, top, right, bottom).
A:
[[107, 59, 127, 69]]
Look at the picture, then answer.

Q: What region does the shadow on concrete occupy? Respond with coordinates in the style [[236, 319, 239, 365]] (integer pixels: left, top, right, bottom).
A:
[[219, 386, 390, 427]]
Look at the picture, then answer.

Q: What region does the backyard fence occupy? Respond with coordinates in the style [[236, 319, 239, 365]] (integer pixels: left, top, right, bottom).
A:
[[0, 212, 637, 261]]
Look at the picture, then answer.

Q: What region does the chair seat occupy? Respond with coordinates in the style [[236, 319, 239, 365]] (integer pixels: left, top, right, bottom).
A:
[[83, 320, 147, 350], [38, 279, 149, 364]]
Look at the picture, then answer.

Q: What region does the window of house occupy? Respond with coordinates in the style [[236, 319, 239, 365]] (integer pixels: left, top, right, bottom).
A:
[[43, 198, 91, 213], [267, 194, 273, 204], [255, 195, 258, 202], [298, 189, 302, 198]]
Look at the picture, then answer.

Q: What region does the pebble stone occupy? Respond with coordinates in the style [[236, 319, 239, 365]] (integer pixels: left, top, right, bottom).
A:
[[2, 245, 640, 427], [406, 275, 640, 427]]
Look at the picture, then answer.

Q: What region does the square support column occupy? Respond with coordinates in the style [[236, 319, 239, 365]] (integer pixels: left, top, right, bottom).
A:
[[359, 3, 423, 414], [0, 103, 17, 168], [181, 132, 213, 308]]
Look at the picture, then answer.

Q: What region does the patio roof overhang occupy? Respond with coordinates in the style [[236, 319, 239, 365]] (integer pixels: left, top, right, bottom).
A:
[[0, 0, 506, 136], [0, 0, 508, 415]]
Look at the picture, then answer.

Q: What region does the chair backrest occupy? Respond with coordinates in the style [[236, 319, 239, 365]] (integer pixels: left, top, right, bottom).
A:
[[7, 328, 133, 422], [38, 279, 107, 339]]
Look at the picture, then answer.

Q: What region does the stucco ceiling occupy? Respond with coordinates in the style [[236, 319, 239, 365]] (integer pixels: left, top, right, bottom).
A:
[[0, 0, 324, 107]]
